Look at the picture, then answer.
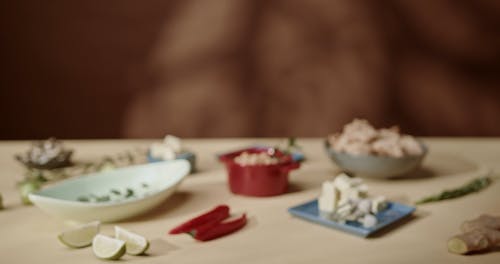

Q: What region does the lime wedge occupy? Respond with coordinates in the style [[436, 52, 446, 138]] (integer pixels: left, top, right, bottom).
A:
[[114, 226, 150, 255], [57, 221, 100, 248], [92, 234, 126, 260]]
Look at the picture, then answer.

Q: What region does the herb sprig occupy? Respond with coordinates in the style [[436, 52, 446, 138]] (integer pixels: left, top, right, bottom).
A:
[[76, 183, 150, 203], [415, 177, 492, 205]]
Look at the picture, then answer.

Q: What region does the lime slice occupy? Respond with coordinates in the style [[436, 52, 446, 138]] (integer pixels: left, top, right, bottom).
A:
[[92, 234, 126, 260], [19, 180, 40, 205], [114, 226, 149, 255], [57, 221, 100, 248]]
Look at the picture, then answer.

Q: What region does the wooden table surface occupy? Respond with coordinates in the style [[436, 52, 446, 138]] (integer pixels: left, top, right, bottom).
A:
[[0, 138, 499, 263]]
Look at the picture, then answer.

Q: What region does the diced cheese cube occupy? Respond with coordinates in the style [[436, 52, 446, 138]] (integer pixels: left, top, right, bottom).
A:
[[336, 203, 353, 217], [345, 213, 359, 221], [371, 196, 388, 213], [333, 173, 353, 190], [347, 209, 366, 221], [322, 173, 390, 226], [338, 198, 349, 209], [361, 214, 377, 228], [150, 143, 176, 160], [343, 188, 361, 201], [319, 210, 334, 219], [357, 199, 372, 214], [149, 142, 164, 158], [349, 177, 363, 187], [358, 184, 369, 193], [162, 148, 176, 160], [163, 135, 182, 153], [318, 181, 338, 213]]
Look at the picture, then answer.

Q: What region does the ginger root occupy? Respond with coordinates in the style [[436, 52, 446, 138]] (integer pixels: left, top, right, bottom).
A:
[[461, 214, 500, 232], [448, 214, 500, 255]]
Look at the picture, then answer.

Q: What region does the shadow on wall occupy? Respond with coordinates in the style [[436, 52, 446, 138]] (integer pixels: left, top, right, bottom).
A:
[[0, 0, 499, 139]]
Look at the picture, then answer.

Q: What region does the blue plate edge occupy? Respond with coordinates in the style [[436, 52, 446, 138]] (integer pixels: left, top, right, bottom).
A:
[[288, 199, 416, 238]]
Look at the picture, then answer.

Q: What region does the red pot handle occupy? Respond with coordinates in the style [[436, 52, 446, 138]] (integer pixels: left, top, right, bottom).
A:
[[279, 161, 300, 173]]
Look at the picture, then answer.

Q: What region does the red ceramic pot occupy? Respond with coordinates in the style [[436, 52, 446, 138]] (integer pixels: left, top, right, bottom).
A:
[[219, 147, 300, 197]]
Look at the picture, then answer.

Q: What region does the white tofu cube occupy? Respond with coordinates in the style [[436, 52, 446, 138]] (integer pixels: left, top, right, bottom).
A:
[[361, 214, 378, 228], [336, 203, 353, 217], [160, 148, 176, 160], [342, 188, 361, 201], [333, 173, 353, 190], [318, 181, 338, 213], [349, 178, 363, 187], [150, 142, 164, 158], [150, 143, 176, 160], [357, 199, 372, 214], [371, 196, 388, 213], [358, 184, 369, 193], [163, 135, 182, 153]]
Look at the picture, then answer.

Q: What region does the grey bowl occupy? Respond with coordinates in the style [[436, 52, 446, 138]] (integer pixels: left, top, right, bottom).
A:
[[324, 140, 428, 178]]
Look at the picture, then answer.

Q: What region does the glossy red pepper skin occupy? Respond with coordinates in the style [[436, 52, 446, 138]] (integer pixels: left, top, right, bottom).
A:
[[169, 205, 230, 234], [191, 213, 247, 241]]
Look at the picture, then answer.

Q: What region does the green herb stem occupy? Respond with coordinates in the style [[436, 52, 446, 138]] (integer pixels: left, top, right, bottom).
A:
[[416, 177, 492, 205]]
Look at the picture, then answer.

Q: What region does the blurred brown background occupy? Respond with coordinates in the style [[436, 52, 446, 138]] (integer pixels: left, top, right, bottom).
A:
[[1, 0, 499, 139]]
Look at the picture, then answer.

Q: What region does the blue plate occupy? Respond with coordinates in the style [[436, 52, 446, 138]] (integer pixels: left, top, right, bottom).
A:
[[147, 151, 196, 173], [288, 199, 415, 237]]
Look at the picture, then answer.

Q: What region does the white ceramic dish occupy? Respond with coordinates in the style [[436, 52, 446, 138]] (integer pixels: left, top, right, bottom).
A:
[[29, 160, 190, 223]]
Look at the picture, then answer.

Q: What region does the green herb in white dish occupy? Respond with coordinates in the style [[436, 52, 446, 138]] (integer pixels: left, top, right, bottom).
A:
[[76, 184, 154, 203]]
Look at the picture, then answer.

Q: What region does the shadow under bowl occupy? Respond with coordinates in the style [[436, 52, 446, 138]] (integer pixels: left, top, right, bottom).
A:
[[324, 140, 428, 179]]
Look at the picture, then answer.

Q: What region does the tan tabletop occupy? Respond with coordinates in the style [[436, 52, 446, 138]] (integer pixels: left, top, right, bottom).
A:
[[0, 138, 499, 263]]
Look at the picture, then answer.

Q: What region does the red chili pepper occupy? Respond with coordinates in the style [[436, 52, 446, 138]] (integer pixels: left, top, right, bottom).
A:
[[169, 205, 230, 234], [190, 213, 247, 241]]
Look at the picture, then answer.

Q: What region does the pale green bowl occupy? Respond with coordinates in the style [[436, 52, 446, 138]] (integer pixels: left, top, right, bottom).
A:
[[29, 160, 190, 223]]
